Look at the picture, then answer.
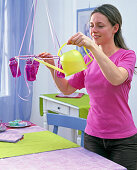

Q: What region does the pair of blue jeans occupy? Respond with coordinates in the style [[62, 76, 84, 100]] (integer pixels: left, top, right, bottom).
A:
[[84, 133, 137, 170]]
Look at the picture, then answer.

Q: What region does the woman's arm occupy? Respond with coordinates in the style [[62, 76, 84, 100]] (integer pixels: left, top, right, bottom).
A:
[[50, 69, 77, 95], [89, 45, 128, 85], [38, 52, 77, 94], [67, 32, 128, 86]]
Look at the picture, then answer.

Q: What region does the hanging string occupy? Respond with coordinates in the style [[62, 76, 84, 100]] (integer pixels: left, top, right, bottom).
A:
[[16, 0, 37, 101], [44, 4, 58, 79], [28, 0, 37, 52], [43, 0, 65, 79], [16, 0, 35, 83], [18, 0, 35, 58], [15, 0, 64, 100], [44, 3, 58, 53], [45, 5, 62, 54]]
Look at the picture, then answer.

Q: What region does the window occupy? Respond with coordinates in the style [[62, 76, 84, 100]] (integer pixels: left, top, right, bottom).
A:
[[0, 0, 9, 97]]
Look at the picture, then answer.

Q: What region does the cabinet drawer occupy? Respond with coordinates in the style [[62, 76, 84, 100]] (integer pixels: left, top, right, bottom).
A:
[[47, 100, 69, 115]]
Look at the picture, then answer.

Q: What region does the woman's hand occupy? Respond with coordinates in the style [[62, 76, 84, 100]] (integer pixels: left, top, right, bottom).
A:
[[38, 52, 55, 70], [67, 32, 93, 50], [38, 53, 76, 95]]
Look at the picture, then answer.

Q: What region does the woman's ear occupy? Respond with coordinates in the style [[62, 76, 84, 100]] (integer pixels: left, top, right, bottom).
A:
[[113, 24, 119, 34]]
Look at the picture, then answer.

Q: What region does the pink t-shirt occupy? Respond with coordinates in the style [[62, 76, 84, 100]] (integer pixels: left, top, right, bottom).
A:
[[68, 49, 137, 139]]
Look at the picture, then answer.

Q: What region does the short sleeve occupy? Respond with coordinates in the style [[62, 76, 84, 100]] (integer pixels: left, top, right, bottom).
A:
[[117, 50, 136, 81], [68, 70, 85, 90]]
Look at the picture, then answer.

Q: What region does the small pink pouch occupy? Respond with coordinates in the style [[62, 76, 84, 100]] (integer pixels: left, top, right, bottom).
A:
[[9, 57, 21, 77], [25, 58, 36, 81]]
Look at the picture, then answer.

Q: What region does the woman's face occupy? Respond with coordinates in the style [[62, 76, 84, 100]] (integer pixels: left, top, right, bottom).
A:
[[90, 12, 116, 46]]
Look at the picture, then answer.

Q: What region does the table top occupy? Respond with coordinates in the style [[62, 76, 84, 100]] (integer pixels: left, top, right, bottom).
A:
[[39, 93, 90, 118], [0, 125, 127, 170], [40, 93, 90, 108]]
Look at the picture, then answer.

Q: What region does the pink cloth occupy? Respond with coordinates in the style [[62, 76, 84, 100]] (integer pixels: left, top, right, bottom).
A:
[[68, 49, 137, 139], [0, 147, 126, 170], [0, 125, 126, 169]]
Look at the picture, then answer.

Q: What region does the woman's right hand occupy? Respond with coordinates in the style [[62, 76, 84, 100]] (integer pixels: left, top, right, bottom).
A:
[[67, 32, 93, 50], [38, 53, 77, 95], [38, 52, 55, 70]]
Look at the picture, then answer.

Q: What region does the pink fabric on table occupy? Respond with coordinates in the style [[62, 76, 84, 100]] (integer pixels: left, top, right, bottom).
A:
[[0, 133, 24, 143], [0, 147, 126, 170], [0, 125, 126, 170]]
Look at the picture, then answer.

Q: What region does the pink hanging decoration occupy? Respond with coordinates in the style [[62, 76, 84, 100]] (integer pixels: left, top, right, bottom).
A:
[[25, 58, 36, 81], [57, 59, 65, 78], [9, 57, 21, 77], [33, 57, 40, 75], [12, 0, 37, 101]]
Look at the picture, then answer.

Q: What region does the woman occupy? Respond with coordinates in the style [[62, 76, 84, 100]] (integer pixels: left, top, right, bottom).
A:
[[39, 4, 137, 170]]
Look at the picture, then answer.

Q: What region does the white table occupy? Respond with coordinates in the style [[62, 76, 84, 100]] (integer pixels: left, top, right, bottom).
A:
[[40, 96, 79, 142], [40, 95, 81, 143]]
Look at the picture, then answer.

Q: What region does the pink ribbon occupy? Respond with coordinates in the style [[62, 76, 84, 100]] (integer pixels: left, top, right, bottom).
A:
[[44, 3, 65, 78], [16, 0, 37, 101]]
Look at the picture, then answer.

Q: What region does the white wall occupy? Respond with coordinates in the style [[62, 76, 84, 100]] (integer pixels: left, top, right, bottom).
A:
[[31, 0, 77, 127], [31, 0, 137, 131]]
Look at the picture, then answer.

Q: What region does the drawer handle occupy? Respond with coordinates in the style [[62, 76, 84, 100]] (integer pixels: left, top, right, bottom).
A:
[[57, 107, 61, 110]]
